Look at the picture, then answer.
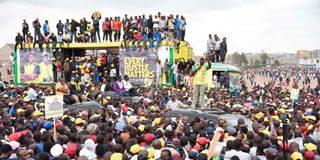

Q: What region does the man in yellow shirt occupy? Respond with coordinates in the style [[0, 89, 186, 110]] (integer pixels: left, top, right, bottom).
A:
[[190, 56, 211, 110], [21, 51, 40, 83], [55, 78, 69, 96]]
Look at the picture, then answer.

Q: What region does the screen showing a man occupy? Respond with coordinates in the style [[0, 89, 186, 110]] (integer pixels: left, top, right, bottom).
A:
[[39, 52, 54, 82], [21, 51, 40, 83]]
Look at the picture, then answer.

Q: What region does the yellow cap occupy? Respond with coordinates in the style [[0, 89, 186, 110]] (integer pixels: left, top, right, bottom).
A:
[[255, 112, 264, 119], [138, 125, 145, 132], [308, 116, 316, 121], [149, 105, 158, 112], [33, 110, 44, 117], [153, 117, 161, 125], [304, 143, 317, 151], [140, 116, 146, 122], [110, 153, 123, 160], [278, 108, 286, 114], [130, 144, 144, 154], [23, 97, 30, 102], [39, 103, 45, 107], [75, 118, 86, 125], [17, 108, 26, 113], [90, 114, 101, 120], [61, 115, 69, 120], [291, 152, 303, 160]]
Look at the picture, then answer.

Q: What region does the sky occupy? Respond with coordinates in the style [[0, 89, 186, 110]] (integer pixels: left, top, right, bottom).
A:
[[0, 0, 319, 55]]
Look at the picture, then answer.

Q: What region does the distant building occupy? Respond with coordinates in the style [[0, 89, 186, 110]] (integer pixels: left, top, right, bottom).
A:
[[0, 43, 14, 67], [0, 44, 14, 81], [296, 49, 320, 65]]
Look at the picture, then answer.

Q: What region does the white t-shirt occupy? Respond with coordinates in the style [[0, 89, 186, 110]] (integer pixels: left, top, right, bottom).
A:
[[213, 39, 221, 51], [225, 150, 251, 160], [153, 19, 160, 29], [156, 63, 162, 76], [122, 80, 132, 92], [207, 39, 214, 51], [172, 64, 178, 74]]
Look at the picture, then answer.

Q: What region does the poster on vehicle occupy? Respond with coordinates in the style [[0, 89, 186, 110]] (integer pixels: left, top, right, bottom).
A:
[[119, 49, 157, 85], [14, 49, 54, 85], [45, 95, 64, 119], [290, 89, 299, 100]]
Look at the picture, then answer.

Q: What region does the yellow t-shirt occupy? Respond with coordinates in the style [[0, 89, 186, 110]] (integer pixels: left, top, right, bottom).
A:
[[39, 62, 53, 82], [192, 64, 209, 85], [96, 59, 102, 67], [55, 82, 69, 95], [23, 63, 41, 83]]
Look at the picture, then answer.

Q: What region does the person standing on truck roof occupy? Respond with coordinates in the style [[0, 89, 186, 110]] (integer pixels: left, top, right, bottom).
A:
[[190, 56, 211, 110]]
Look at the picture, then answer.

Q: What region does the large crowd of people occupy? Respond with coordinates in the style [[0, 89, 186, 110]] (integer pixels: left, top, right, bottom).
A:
[[1, 52, 320, 160], [243, 67, 320, 88], [15, 12, 187, 52], [5, 10, 320, 160]]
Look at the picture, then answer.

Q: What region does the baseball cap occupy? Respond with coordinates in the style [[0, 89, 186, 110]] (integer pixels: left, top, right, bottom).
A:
[[144, 133, 155, 143], [197, 137, 209, 145], [291, 151, 303, 160]]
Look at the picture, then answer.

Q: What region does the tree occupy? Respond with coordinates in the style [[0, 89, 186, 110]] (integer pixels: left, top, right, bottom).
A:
[[254, 59, 261, 68], [240, 53, 248, 66], [274, 59, 280, 66], [231, 52, 242, 66], [260, 53, 268, 66]]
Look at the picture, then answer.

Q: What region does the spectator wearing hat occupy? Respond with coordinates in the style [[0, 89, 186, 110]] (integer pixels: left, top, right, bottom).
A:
[[70, 76, 87, 103], [22, 19, 29, 43], [132, 30, 142, 50], [32, 18, 41, 43], [15, 32, 24, 51]]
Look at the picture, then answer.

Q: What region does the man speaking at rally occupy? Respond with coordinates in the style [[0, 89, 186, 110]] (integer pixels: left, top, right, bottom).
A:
[[190, 56, 211, 110]]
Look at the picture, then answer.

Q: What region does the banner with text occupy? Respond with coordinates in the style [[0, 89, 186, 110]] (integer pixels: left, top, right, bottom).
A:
[[120, 49, 157, 85], [45, 95, 64, 119]]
